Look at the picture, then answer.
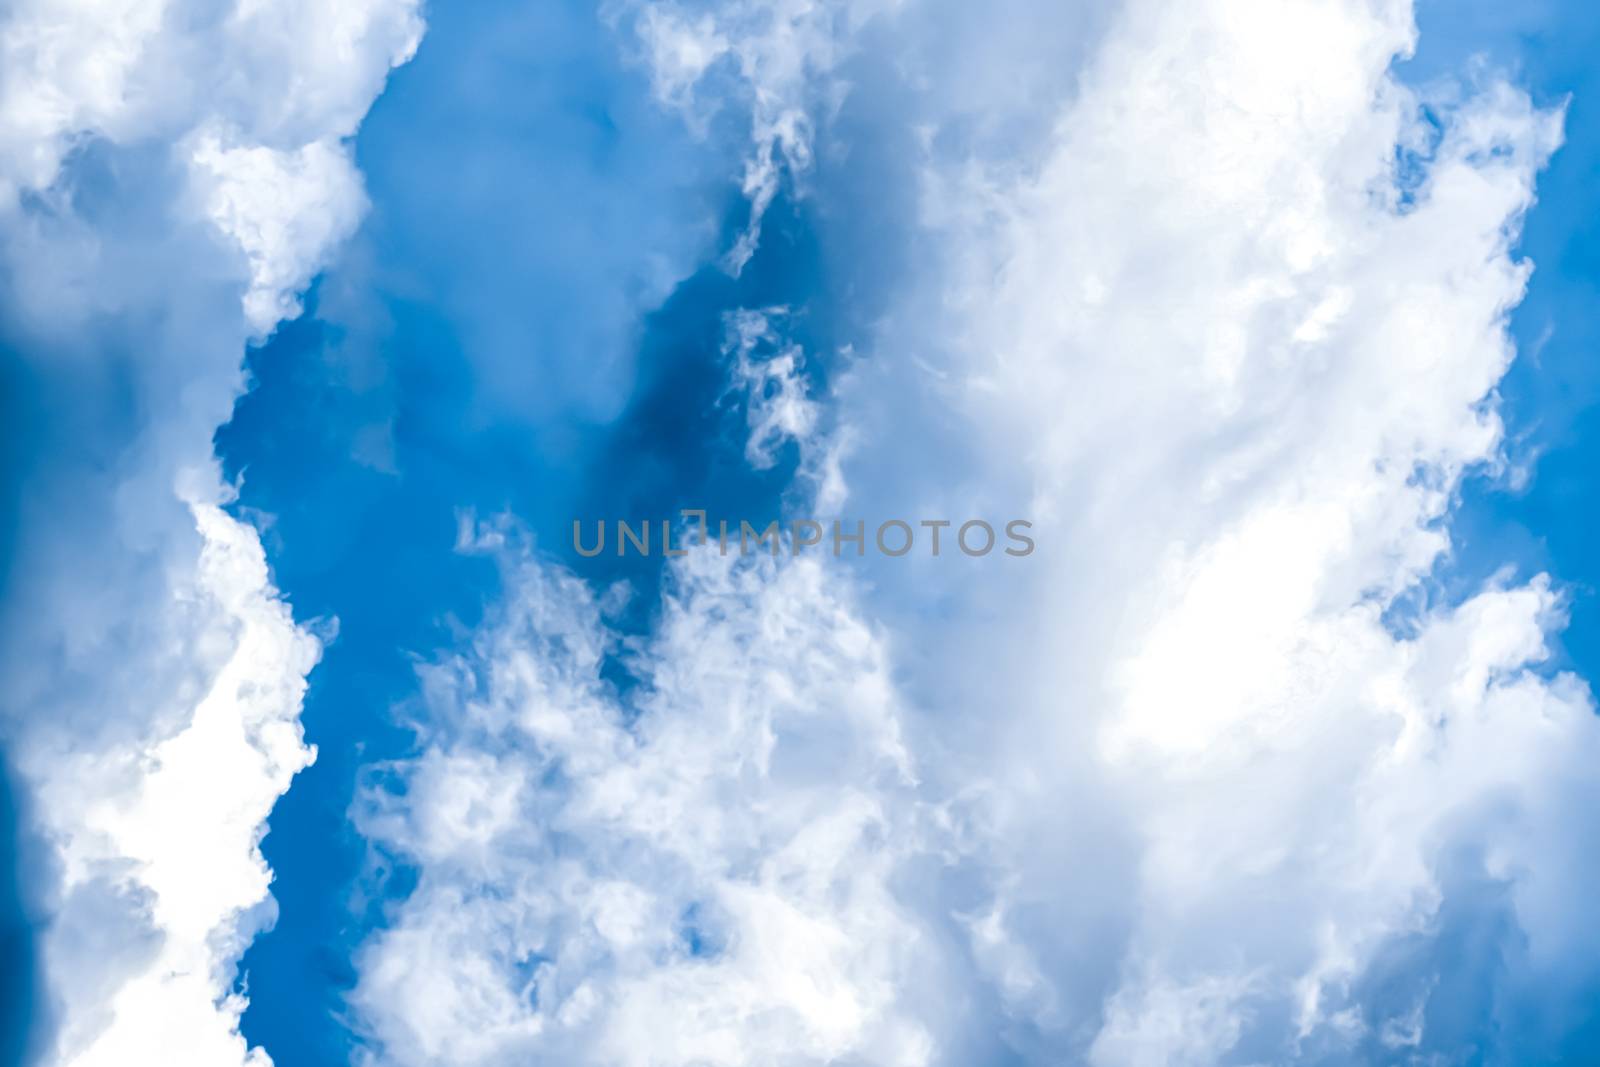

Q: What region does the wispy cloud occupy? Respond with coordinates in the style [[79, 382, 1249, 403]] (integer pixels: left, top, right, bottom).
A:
[[352, 522, 928, 1065]]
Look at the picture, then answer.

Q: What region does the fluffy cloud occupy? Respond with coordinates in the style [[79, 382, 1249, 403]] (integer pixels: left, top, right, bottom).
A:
[[837, 0, 1600, 1060], [351, 524, 932, 1067], [354, 0, 1600, 1064], [29, 490, 320, 1067], [0, 0, 421, 1063], [0, 0, 420, 332]]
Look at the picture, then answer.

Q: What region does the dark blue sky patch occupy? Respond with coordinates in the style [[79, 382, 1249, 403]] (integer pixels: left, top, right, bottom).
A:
[[0, 751, 41, 1067]]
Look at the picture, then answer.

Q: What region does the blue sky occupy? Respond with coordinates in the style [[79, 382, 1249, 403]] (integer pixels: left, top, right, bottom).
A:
[[3, 1, 1600, 1065]]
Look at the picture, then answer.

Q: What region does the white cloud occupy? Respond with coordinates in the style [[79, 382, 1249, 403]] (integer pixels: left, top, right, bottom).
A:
[[187, 130, 370, 332], [0, 0, 421, 332], [0, 0, 423, 1063], [351, 525, 935, 1067], [357, 0, 1600, 1063], [28, 487, 319, 1067], [832, 0, 1600, 1059]]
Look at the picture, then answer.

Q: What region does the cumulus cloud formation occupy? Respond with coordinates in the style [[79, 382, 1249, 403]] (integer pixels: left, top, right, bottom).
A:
[[0, 0, 421, 329], [846, 0, 1600, 1059], [0, 0, 421, 1063], [34, 492, 320, 1067], [351, 0, 1600, 1064]]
